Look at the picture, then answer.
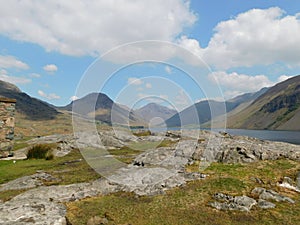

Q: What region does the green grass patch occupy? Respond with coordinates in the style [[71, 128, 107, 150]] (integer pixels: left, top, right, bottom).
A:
[[0, 149, 100, 186], [0, 189, 28, 202], [13, 142, 29, 151]]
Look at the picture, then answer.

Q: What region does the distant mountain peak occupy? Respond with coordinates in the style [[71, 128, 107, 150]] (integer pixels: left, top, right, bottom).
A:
[[60, 92, 144, 126], [135, 102, 177, 122]]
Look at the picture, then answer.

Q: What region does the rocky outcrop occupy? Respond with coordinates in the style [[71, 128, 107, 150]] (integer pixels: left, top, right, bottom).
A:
[[192, 131, 300, 164], [210, 193, 257, 212], [251, 187, 295, 203], [210, 187, 294, 212]]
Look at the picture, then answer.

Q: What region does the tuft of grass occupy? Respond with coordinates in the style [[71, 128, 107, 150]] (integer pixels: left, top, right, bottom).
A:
[[133, 130, 152, 137], [26, 144, 54, 160]]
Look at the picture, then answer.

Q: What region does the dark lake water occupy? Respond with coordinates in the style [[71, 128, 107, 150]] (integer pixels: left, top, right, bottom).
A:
[[218, 129, 300, 145], [154, 127, 300, 145]]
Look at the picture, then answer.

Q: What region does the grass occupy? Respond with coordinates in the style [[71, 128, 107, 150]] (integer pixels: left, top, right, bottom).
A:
[[66, 159, 300, 225], [0, 149, 101, 201]]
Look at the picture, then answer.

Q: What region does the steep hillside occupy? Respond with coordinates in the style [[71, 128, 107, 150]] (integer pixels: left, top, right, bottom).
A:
[[226, 75, 300, 130], [0, 80, 59, 120]]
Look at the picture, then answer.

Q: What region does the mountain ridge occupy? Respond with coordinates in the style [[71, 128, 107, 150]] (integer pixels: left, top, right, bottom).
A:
[[0, 80, 59, 120]]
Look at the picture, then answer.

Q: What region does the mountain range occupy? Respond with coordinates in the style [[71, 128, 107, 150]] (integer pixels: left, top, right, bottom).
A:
[[1, 75, 300, 130]]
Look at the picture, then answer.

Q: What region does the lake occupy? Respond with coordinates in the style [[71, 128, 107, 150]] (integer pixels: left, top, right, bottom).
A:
[[144, 126, 300, 145], [218, 129, 300, 145]]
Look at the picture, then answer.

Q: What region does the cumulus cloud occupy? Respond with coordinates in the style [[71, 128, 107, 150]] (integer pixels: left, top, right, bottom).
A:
[[38, 90, 60, 100], [204, 7, 300, 69], [177, 35, 203, 57], [0, 55, 29, 70], [43, 64, 58, 72], [0, 69, 31, 84], [208, 71, 274, 98], [128, 77, 143, 85], [0, 0, 196, 56], [70, 95, 79, 101]]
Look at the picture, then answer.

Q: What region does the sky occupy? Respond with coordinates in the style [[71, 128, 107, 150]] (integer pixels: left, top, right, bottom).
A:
[[0, 0, 300, 111]]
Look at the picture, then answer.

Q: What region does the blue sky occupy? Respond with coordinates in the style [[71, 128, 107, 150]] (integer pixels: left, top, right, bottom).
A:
[[0, 0, 299, 110]]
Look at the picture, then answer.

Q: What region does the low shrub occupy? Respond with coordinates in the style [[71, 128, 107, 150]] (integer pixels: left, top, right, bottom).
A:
[[26, 144, 54, 160], [133, 130, 152, 137]]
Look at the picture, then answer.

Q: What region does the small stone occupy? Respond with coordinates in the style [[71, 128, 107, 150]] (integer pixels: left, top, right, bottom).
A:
[[87, 216, 109, 225], [258, 199, 276, 209], [296, 171, 300, 189]]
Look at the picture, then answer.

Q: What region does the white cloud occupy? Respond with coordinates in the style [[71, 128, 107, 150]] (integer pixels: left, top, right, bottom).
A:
[[145, 83, 152, 89], [0, 55, 29, 70], [203, 7, 300, 69], [38, 90, 60, 100], [195, 96, 224, 103], [209, 71, 274, 99], [0, 0, 196, 56], [128, 77, 143, 85], [277, 75, 293, 83], [177, 35, 203, 57], [29, 73, 41, 78], [165, 65, 172, 74], [43, 64, 58, 72], [70, 95, 79, 101], [0, 69, 31, 84]]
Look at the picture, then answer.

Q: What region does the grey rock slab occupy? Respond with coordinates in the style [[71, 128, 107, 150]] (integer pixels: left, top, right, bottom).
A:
[[0, 199, 67, 225], [0, 172, 55, 191], [175, 140, 198, 159], [108, 167, 185, 196], [0, 179, 119, 225]]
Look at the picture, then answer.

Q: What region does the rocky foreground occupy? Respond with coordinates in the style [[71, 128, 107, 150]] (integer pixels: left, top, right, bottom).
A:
[[1, 130, 300, 224]]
